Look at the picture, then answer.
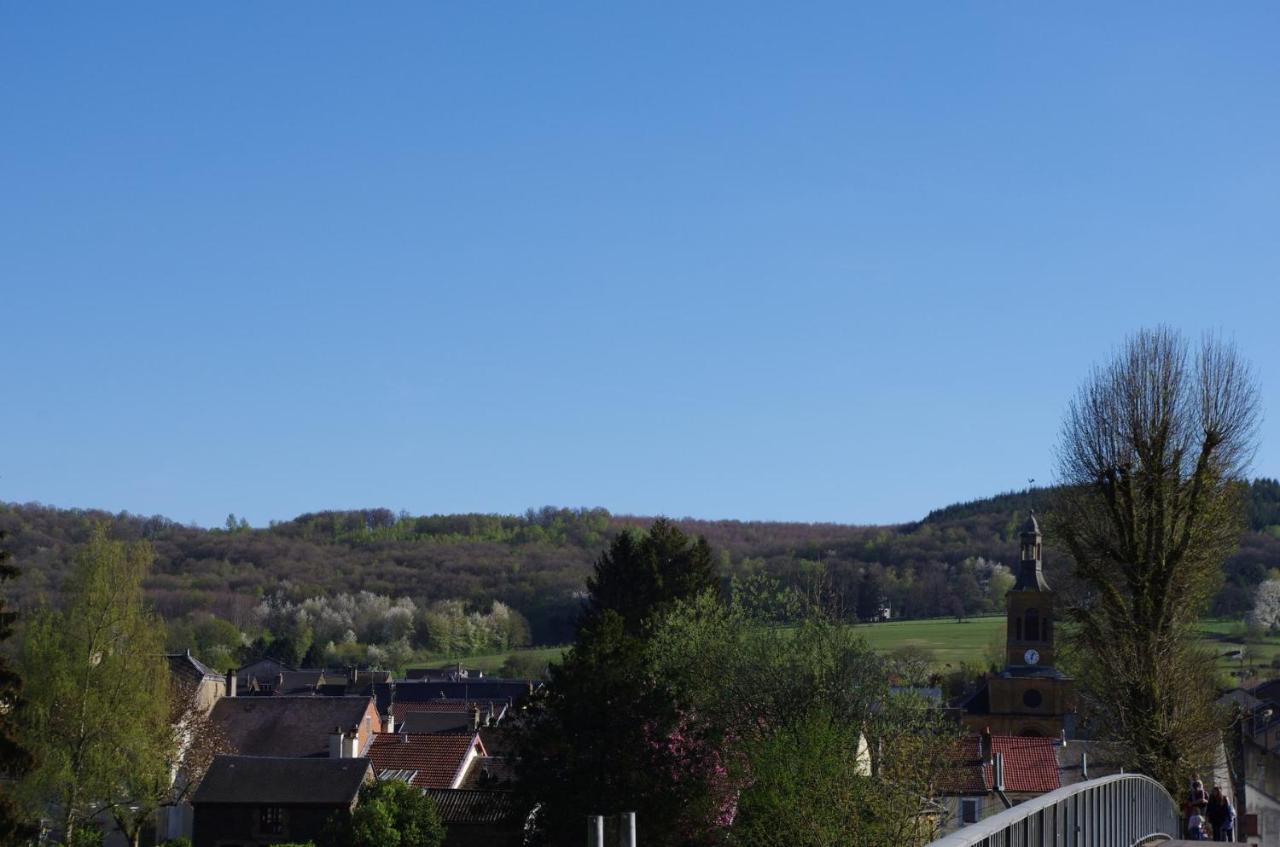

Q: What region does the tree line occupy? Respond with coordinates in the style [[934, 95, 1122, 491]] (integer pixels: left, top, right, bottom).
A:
[[2, 479, 1277, 655]]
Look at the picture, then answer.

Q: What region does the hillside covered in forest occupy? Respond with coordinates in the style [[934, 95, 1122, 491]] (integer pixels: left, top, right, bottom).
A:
[[2, 479, 1277, 667]]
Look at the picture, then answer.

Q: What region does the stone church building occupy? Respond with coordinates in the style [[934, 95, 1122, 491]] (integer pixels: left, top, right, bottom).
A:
[[960, 513, 1075, 737]]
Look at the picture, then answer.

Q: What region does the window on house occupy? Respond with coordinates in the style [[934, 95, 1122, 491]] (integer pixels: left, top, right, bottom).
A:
[[961, 798, 980, 824], [260, 806, 285, 834]]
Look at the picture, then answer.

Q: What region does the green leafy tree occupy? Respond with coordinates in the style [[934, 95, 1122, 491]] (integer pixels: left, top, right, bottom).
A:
[[1052, 328, 1259, 791], [0, 530, 35, 843], [648, 592, 960, 846], [17, 524, 170, 843], [324, 779, 443, 847]]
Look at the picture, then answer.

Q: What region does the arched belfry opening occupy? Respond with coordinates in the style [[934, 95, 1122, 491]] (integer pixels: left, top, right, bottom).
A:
[[1025, 608, 1040, 642]]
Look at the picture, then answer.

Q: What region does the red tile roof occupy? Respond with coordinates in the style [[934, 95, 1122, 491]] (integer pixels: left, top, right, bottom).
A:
[[985, 736, 1061, 793], [942, 735, 1061, 795], [365, 732, 485, 789]]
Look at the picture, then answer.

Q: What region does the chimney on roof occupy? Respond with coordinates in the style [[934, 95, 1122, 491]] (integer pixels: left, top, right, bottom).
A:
[[330, 729, 346, 759], [992, 752, 1005, 792], [226, 669, 237, 698], [487, 703, 496, 727], [349, 665, 358, 685], [981, 727, 993, 761], [472, 704, 482, 731], [1060, 729, 1067, 748], [385, 711, 395, 734]]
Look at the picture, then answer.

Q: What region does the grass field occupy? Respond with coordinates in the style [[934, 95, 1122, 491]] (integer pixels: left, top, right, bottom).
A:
[[435, 616, 1280, 684], [850, 615, 1004, 667]]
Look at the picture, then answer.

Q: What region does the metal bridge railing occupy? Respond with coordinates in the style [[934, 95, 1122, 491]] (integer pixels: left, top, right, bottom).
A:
[[927, 773, 1181, 847]]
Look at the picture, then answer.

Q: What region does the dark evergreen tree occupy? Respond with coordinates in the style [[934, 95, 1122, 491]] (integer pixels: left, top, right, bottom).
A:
[[0, 530, 34, 842], [516, 520, 723, 846], [583, 518, 716, 636]]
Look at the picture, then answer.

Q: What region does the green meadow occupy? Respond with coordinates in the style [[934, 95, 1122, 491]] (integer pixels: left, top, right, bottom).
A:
[[449, 616, 1280, 687]]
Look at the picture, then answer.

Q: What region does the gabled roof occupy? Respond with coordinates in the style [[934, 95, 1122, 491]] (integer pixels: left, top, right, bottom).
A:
[[398, 713, 473, 734], [391, 680, 536, 704], [167, 651, 225, 684], [365, 732, 484, 789], [394, 699, 509, 717], [987, 736, 1060, 793], [941, 735, 1061, 795], [210, 696, 376, 758], [193, 755, 370, 805], [424, 789, 521, 824]]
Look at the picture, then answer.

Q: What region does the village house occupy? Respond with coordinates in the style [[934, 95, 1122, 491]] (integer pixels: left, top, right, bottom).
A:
[[191, 755, 371, 847]]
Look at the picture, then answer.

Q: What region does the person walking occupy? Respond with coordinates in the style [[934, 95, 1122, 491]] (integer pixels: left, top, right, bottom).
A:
[[1219, 791, 1237, 843], [1207, 786, 1227, 841]]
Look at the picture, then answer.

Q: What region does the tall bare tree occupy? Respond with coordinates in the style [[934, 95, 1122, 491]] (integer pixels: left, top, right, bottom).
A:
[[1052, 327, 1259, 790]]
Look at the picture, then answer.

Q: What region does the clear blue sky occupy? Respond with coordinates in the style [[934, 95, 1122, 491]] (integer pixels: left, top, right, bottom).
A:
[[3, 3, 1278, 528]]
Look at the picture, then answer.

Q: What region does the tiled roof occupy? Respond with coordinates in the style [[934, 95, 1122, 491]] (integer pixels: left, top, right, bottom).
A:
[[394, 699, 508, 716], [985, 736, 1061, 793], [211, 696, 376, 758], [365, 732, 484, 789], [940, 736, 987, 793], [193, 755, 370, 805], [424, 789, 521, 824], [941, 735, 1061, 795]]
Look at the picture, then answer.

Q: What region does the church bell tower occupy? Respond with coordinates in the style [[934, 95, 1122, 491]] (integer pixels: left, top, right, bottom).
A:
[[960, 510, 1075, 738], [1006, 512, 1054, 668]]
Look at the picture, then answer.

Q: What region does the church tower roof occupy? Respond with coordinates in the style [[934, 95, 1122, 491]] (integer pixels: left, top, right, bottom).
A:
[[1013, 510, 1050, 591]]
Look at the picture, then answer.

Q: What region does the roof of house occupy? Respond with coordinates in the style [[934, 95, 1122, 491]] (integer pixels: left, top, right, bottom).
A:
[[365, 732, 484, 789], [192, 755, 370, 805], [424, 789, 521, 824], [398, 712, 473, 734], [394, 699, 510, 716], [211, 696, 376, 758], [391, 680, 535, 704], [406, 665, 484, 681], [940, 736, 988, 793], [1254, 678, 1280, 703], [987, 736, 1061, 793], [1219, 688, 1265, 712], [235, 657, 293, 681], [959, 684, 990, 715], [167, 651, 225, 685], [942, 734, 1062, 795]]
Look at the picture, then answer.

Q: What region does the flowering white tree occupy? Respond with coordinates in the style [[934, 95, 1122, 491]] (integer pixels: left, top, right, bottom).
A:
[[1248, 579, 1280, 631]]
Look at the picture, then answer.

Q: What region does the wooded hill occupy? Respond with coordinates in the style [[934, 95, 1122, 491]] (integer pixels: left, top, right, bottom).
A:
[[3, 479, 1277, 647]]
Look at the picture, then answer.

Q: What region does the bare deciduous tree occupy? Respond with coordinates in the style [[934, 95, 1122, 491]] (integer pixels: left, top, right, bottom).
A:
[[1052, 327, 1259, 791]]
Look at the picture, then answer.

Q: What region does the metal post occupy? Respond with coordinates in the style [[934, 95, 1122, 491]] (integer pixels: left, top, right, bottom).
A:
[[618, 811, 637, 847], [587, 815, 604, 847]]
